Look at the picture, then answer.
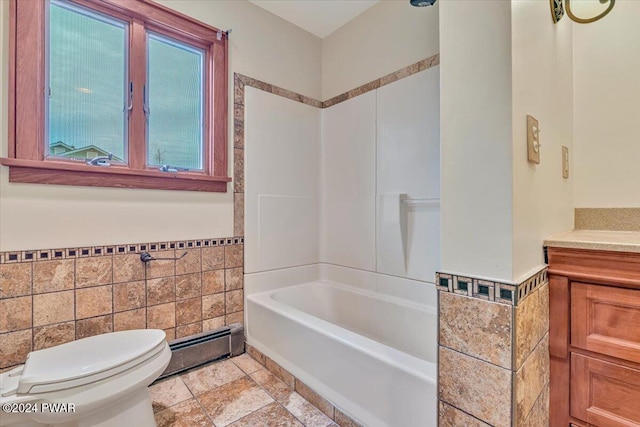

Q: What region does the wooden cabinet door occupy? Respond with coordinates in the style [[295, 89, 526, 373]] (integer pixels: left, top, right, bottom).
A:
[[571, 282, 640, 364], [571, 353, 640, 426]]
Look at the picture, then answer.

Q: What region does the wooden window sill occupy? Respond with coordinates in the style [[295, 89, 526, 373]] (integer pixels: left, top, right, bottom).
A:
[[0, 158, 231, 192]]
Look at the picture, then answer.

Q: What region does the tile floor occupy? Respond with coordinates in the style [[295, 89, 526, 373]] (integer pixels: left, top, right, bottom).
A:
[[149, 353, 340, 427]]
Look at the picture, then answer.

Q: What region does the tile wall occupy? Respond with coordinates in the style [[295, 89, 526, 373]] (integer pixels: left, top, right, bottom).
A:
[[0, 238, 244, 369], [437, 268, 550, 426]]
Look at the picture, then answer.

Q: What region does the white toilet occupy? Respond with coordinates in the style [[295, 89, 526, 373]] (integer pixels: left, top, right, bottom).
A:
[[0, 329, 171, 427]]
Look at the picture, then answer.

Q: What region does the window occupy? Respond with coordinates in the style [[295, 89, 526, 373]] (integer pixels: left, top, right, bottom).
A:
[[4, 0, 230, 192]]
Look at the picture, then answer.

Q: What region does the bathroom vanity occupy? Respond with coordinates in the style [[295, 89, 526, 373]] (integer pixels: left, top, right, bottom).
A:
[[546, 231, 640, 427]]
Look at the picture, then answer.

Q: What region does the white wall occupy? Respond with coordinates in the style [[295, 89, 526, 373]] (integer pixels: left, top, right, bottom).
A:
[[439, 1, 514, 281], [320, 68, 440, 283], [573, 0, 640, 208], [376, 69, 440, 282], [440, 0, 578, 282], [511, 0, 574, 280], [320, 92, 377, 272], [244, 87, 320, 274], [0, 0, 322, 251], [321, 0, 439, 101]]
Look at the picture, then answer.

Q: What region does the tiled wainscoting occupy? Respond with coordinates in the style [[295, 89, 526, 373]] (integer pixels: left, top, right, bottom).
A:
[[437, 268, 550, 427], [0, 238, 244, 369]]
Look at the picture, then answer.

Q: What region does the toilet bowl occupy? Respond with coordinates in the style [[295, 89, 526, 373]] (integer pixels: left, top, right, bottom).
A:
[[0, 329, 171, 427]]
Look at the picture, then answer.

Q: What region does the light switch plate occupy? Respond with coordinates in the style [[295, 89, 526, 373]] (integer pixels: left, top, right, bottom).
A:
[[562, 145, 569, 178], [527, 115, 540, 164]]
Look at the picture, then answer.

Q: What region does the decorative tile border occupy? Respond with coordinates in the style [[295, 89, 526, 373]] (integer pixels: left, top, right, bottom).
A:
[[235, 74, 322, 109], [436, 267, 548, 306], [322, 54, 439, 108], [0, 236, 246, 369], [438, 272, 550, 426], [234, 54, 440, 112], [0, 237, 244, 264]]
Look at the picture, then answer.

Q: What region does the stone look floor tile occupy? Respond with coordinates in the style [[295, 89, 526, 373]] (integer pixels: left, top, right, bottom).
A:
[[149, 376, 194, 413], [250, 369, 294, 403], [181, 359, 246, 396], [227, 402, 303, 427], [232, 353, 264, 374], [150, 353, 343, 427], [197, 376, 274, 427], [154, 399, 213, 427], [281, 392, 334, 427]]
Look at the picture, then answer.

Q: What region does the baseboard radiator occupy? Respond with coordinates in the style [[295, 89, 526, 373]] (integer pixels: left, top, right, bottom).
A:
[[157, 323, 244, 380]]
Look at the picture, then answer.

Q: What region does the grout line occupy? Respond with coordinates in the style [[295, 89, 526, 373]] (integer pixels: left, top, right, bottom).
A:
[[511, 302, 517, 427], [440, 400, 492, 427], [519, 378, 550, 425], [439, 344, 512, 371], [192, 392, 216, 427]]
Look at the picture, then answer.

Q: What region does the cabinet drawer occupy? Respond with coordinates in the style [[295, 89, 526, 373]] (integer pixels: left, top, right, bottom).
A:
[[571, 282, 640, 363], [571, 353, 640, 426]]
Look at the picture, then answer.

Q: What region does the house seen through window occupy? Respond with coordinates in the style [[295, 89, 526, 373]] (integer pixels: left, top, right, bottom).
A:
[[48, 0, 204, 170]]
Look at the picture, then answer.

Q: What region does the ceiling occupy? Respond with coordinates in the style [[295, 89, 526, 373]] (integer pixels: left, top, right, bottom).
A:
[[249, 0, 381, 39]]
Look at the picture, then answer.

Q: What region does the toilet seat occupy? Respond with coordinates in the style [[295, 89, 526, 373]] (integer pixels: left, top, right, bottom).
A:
[[16, 330, 167, 394], [0, 329, 170, 427]]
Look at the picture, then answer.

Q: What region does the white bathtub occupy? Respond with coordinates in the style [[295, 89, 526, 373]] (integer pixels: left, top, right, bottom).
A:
[[246, 265, 437, 427]]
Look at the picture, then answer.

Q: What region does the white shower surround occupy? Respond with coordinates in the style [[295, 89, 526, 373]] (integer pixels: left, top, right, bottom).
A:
[[244, 65, 440, 426], [246, 264, 438, 427]]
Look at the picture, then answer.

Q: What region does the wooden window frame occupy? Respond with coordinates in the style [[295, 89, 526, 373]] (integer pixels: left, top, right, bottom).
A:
[[2, 0, 231, 192]]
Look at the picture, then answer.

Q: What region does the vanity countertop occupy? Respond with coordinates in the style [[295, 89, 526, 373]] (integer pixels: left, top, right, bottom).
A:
[[544, 229, 640, 253]]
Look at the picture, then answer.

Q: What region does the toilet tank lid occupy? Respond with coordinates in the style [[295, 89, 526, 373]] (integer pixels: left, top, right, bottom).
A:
[[18, 329, 166, 393]]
